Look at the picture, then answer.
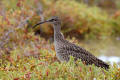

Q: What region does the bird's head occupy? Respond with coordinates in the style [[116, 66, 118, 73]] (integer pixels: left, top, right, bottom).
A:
[[33, 16, 61, 28], [47, 16, 61, 24]]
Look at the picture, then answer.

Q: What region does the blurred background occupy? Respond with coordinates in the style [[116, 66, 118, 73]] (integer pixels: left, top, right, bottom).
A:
[[0, 0, 120, 65]]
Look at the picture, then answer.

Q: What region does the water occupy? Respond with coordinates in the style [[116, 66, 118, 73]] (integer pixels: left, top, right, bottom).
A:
[[99, 55, 120, 66], [80, 38, 120, 66]]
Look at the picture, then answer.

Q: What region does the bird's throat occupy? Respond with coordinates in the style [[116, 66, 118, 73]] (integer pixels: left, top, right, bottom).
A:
[[53, 24, 64, 42]]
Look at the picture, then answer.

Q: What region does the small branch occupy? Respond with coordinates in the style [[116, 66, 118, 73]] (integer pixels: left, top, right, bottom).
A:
[[36, 2, 44, 21], [0, 30, 14, 49], [17, 12, 34, 28]]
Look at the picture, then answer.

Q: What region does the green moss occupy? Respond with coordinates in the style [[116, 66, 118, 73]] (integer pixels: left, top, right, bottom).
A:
[[0, 53, 119, 80], [0, 0, 120, 79]]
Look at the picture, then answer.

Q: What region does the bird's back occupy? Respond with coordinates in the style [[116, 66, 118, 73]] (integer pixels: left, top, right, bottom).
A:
[[55, 38, 109, 69]]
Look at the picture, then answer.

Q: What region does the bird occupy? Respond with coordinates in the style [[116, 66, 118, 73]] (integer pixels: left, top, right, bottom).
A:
[[33, 16, 109, 69]]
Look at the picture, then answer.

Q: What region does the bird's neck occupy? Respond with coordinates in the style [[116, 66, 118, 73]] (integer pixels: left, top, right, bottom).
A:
[[53, 24, 64, 41]]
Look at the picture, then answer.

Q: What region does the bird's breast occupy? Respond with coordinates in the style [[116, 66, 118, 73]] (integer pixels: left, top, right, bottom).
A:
[[54, 41, 65, 61], [54, 41, 60, 53]]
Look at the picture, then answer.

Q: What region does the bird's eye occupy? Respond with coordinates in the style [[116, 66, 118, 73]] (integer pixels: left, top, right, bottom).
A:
[[50, 19, 57, 21], [51, 19, 54, 21], [54, 19, 57, 21]]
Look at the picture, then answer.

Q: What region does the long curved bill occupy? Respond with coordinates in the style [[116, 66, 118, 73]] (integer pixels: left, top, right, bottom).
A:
[[32, 20, 49, 28]]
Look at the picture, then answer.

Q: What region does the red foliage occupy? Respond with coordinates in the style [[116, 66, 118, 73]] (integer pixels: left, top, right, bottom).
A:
[[14, 78, 19, 80], [34, 0, 39, 3], [7, 56, 14, 63], [89, 67, 92, 72], [29, 50, 35, 55], [34, 37, 39, 41], [17, 2, 22, 7], [46, 69, 50, 76], [23, 29, 28, 34], [113, 10, 120, 19], [5, 17, 10, 25], [24, 72, 31, 79], [24, 66, 27, 71], [36, 45, 41, 49], [79, 67, 82, 72], [17, 55, 21, 60]]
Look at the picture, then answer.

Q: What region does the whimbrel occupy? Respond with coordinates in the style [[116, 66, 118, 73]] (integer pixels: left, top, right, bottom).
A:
[[33, 16, 109, 69]]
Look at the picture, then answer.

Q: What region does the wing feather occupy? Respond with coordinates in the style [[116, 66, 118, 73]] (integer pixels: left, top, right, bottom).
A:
[[57, 41, 109, 69]]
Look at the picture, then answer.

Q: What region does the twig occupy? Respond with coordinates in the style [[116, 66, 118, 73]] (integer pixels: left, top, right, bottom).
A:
[[0, 30, 14, 49], [36, 2, 44, 21], [17, 12, 34, 28]]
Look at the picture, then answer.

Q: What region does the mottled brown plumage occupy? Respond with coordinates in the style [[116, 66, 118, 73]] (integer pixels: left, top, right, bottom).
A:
[[33, 16, 109, 69]]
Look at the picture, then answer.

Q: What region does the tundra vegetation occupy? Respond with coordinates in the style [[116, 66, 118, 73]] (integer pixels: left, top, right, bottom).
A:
[[0, 0, 120, 80]]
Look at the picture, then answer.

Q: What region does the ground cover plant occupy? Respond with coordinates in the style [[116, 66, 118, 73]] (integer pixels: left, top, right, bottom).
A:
[[0, 0, 120, 80]]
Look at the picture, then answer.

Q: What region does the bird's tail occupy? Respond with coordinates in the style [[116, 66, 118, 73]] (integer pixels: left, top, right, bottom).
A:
[[95, 59, 109, 70]]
